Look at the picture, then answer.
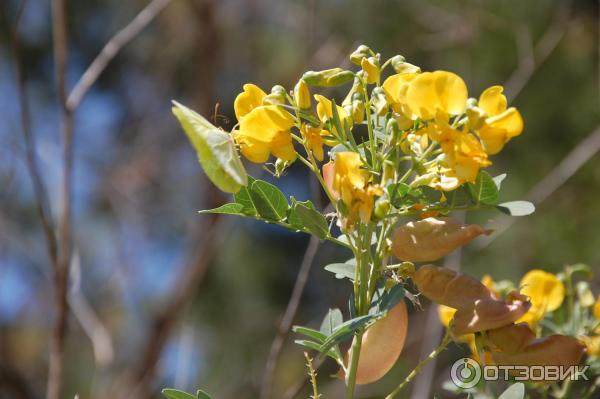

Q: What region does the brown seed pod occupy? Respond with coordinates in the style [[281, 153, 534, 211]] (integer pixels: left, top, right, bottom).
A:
[[412, 265, 495, 309], [491, 335, 585, 369], [485, 322, 536, 355], [392, 217, 492, 262], [342, 300, 408, 385], [452, 294, 531, 335]]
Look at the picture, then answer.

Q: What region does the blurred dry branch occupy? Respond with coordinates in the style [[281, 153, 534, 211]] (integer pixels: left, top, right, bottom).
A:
[[503, 0, 573, 101], [260, 235, 321, 399], [477, 125, 600, 250], [66, 0, 172, 111], [49, 0, 73, 397]]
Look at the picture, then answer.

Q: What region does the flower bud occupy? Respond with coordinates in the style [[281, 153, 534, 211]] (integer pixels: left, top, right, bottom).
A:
[[466, 105, 486, 130], [491, 335, 585, 370], [371, 87, 388, 116], [361, 57, 380, 84], [263, 85, 287, 105], [392, 217, 492, 262], [341, 300, 408, 384], [413, 265, 495, 309], [452, 294, 531, 335], [350, 92, 365, 123], [391, 55, 421, 74], [350, 44, 372, 65], [302, 68, 354, 87], [373, 198, 391, 221], [293, 80, 311, 110]]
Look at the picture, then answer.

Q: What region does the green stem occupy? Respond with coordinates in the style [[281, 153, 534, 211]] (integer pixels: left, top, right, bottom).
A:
[[345, 331, 363, 399], [385, 329, 452, 399]]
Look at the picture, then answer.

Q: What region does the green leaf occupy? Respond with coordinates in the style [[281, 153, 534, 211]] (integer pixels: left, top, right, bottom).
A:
[[288, 202, 329, 239], [376, 284, 405, 313], [198, 203, 245, 216], [468, 171, 499, 205], [196, 390, 212, 399], [162, 389, 196, 399], [320, 308, 343, 335], [446, 186, 472, 207], [292, 326, 327, 343], [233, 179, 258, 216], [498, 383, 525, 399], [324, 263, 356, 280], [496, 201, 535, 216], [172, 101, 247, 193], [249, 179, 288, 221], [294, 340, 340, 360], [320, 314, 374, 352], [388, 183, 411, 207]]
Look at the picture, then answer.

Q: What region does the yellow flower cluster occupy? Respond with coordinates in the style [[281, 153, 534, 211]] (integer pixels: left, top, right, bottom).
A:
[[229, 46, 524, 226]]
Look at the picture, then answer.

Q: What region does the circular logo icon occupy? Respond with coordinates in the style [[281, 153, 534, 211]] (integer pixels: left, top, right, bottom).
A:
[[450, 358, 482, 389]]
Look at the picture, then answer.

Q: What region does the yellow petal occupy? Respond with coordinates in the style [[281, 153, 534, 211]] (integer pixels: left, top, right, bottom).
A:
[[238, 105, 294, 143], [361, 57, 379, 84], [314, 94, 350, 126], [520, 269, 565, 313], [234, 83, 267, 120], [479, 108, 524, 155], [438, 304, 456, 327], [594, 295, 600, 320], [479, 85, 507, 116], [405, 71, 467, 119]]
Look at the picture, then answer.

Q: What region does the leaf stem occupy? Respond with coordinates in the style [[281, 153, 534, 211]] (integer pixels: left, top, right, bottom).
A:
[[385, 329, 452, 399]]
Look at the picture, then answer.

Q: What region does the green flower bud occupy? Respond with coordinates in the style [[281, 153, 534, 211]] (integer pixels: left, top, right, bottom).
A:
[[373, 198, 391, 221], [350, 44, 372, 65], [264, 85, 287, 105], [371, 86, 388, 116], [391, 55, 421, 74], [302, 68, 354, 87]]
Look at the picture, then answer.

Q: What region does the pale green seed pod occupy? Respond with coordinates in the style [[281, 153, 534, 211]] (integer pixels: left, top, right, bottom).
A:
[[302, 68, 354, 87]]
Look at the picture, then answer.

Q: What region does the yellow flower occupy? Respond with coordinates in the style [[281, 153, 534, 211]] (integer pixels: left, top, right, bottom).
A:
[[332, 152, 381, 223], [580, 335, 600, 357], [233, 105, 296, 163], [440, 131, 491, 186], [360, 57, 379, 84], [314, 94, 353, 137], [476, 85, 524, 155], [382, 72, 418, 128], [517, 269, 565, 326], [404, 71, 468, 120], [301, 124, 327, 161], [594, 295, 600, 320], [234, 83, 267, 120]]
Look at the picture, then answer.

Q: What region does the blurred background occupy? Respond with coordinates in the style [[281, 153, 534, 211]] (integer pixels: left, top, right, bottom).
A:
[[1, 0, 599, 398]]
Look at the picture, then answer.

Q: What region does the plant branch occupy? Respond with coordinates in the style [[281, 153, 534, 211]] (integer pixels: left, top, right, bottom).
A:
[[385, 329, 452, 399], [66, 0, 172, 111], [260, 235, 320, 399]]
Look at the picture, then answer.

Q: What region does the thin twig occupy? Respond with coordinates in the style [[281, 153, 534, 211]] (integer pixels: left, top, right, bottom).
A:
[[48, 0, 73, 397], [476, 125, 600, 250], [9, 0, 59, 266], [121, 214, 221, 399], [260, 235, 321, 399], [503, 0, 573, 101], [66, 0, 172, 111]]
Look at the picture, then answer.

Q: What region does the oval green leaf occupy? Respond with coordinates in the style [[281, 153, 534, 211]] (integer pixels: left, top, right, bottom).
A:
[[172, 101, 247, 193]]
